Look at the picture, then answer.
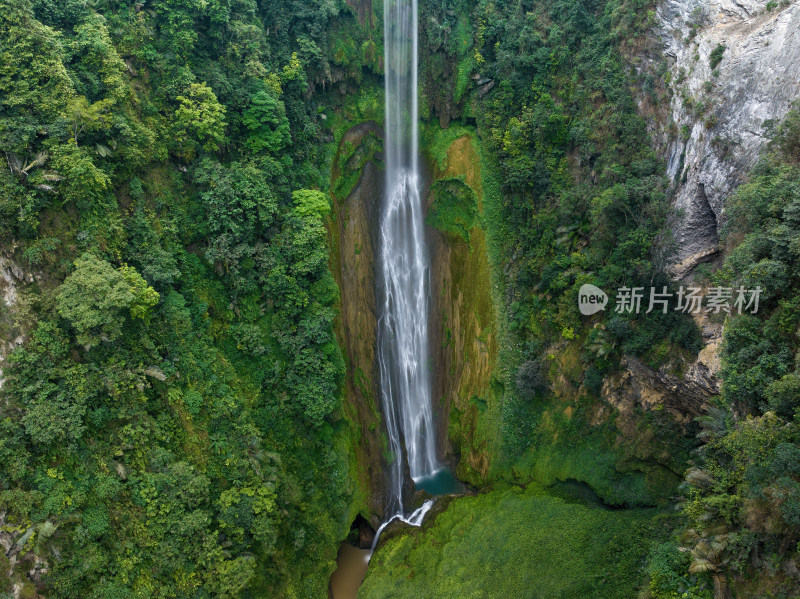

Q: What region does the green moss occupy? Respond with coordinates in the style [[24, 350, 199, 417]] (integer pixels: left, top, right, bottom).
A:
[[501, 391, 686, 507], [332, 130, 383, 203], [360, 483, 668, 599], [451, 14, 475, 104], [454, 54, 475, 105], [325, 85, 385, 144], [0, 552, 12, 594], [426, 176, 478, 243], [422, 129, 506, 486], [421, 123, 476, 171]]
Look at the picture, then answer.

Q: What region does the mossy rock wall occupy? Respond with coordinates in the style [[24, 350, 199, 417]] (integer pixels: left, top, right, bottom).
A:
[[426, 133, 500, 486], [422, 127, 686, 505], [328, 121, 389, 521], [359, 482, 672, 599]]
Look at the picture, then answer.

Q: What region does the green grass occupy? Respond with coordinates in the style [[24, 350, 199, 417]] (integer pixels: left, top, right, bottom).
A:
[[360, 483, 669, 599]]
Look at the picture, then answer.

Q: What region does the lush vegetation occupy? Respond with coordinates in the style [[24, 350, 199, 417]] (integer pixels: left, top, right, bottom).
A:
[[414, 0, 702, 508], [466, 0, 701, 458], [647, 109, 800, 598], [0, 0, 382, 596], [360, 483, 673, 599], [1, 0, 798, 596], [411, 4, 800, 596]]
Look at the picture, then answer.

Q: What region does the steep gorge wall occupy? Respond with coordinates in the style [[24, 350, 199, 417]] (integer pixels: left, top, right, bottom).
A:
[[328, 121, 392, 521], [426, 135, 500, 486], [650, 0, 800, 277], [329, 122, 502, 507], [325, 0, 800, 511]]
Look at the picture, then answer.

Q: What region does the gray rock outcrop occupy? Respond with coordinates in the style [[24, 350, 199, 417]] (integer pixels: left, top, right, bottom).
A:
[[653, 0, 800, 278], [0, 249, 29, 389]]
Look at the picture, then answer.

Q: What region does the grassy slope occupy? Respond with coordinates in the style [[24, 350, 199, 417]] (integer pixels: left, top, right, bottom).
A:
[[359, 483, 671, 599]]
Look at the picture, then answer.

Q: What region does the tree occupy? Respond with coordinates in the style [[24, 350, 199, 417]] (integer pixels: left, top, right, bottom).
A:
[[154, 0, 200, 60], [192, 158, 278, 280], [242, 90, 291, 155], [62, 95, 114, 144], [0, 0, 73, 124], [172, 82, 227, 160], [292, 189, 330, 219], [56, 253, 159, 347], [10, 321, 91, 448], [51, 144, 112, 213]]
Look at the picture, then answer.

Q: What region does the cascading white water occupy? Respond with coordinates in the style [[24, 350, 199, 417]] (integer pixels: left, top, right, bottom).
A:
[[366, 499, 434, 563], [378, 0, 441, 517]]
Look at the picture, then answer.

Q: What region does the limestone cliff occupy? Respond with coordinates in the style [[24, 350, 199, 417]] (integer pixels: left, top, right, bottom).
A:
[[652, 0, 800, 277]]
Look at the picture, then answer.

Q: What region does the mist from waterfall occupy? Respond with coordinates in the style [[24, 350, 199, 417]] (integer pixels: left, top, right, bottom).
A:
[[378, 0, 441, 517]]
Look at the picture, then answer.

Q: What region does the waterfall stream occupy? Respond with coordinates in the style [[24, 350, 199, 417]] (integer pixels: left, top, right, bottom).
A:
[[329, 5, 457, 593], [378, 0, 441, 518]]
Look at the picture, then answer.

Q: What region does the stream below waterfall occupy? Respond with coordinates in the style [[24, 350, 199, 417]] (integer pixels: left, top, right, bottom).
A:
[[329, 545, 371, 599], [330, 501, 435, 599]]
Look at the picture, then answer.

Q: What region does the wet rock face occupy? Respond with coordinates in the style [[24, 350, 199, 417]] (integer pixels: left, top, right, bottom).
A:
[[329, 122, 389, 517], [349, 514, 376, 549], [654, 0, 800, 277], [426, 136, 498, 485]]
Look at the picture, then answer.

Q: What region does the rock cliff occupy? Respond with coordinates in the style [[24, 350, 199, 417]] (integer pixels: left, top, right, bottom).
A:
[[653, 0, 800, 277], [0, 249, 28, 390], [328, 121, 391, 520]]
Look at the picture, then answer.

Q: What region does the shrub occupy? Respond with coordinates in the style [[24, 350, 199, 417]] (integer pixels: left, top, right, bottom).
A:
[[709, 44, 726, 70], [516, 359, 547, 399]]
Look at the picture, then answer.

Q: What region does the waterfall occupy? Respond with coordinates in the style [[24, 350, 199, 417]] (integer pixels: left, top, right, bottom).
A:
[[367, 500, 434, 563], [378, 0, 440, 517]]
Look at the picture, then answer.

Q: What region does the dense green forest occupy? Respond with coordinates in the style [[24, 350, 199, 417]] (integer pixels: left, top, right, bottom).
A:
[[1, 0, 799, 597], [0, 1, 376, 596]]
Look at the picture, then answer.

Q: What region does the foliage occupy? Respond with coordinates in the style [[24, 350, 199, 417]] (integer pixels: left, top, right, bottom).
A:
[[172, 82, 227, 160], [716, 109, 800, 413], [659, 109, 800, 596], [4, 0, 794, 596], [0, 0, 375, 595], [682, 414, 800, 589], [426, 176, 478, 243], [241, 89, 291, 155], [646, 541, 713, 599], [361, 483, 669, 599], [431, 0, 702, 472], [56, 253, 158, 347], [709, 44, 726, 70]]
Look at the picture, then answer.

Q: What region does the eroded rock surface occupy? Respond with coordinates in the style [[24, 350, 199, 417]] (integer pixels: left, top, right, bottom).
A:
[[427, 136, 499, 485], [329, 122, 393, 519], [654, 0, 800, 276], [0, 249, 29, 389]]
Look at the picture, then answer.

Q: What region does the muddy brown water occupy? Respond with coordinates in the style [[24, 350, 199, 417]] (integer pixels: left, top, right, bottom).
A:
[[329, 543, 371, 599]]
